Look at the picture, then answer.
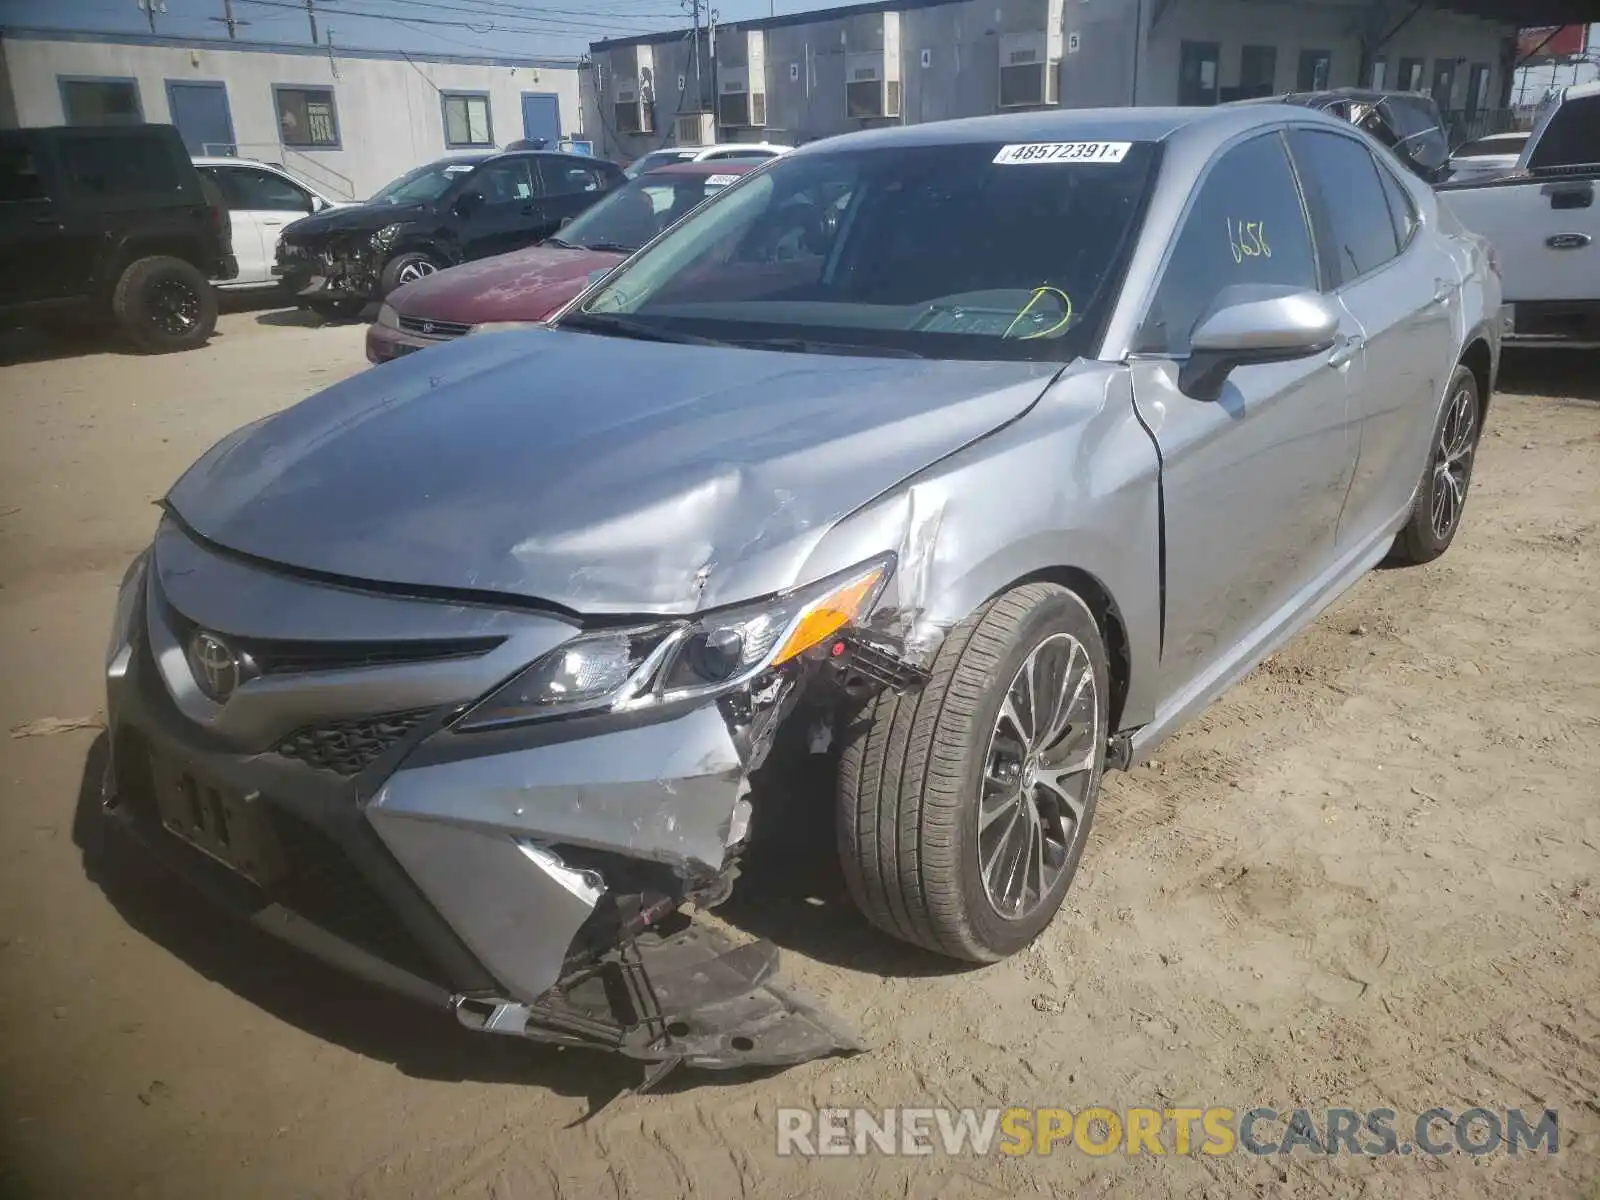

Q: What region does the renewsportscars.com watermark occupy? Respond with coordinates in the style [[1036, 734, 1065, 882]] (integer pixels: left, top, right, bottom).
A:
[[776, 1107, 1560, 1158]]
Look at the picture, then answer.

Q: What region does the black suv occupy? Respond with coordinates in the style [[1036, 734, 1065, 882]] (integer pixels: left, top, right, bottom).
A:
[[275, 149, 624, 318], [1233, 89, 1451, 183], [0, 124, 237, 352]]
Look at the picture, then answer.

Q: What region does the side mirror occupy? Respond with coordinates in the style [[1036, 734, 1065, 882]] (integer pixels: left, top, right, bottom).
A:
[[1178, 286, 1341, 402], [309, 195, 326, 213], [453, 190, 484, 217]]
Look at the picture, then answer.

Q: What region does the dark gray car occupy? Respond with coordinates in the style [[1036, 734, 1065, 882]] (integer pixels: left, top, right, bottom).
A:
[[102, 103, 1500, 1077]]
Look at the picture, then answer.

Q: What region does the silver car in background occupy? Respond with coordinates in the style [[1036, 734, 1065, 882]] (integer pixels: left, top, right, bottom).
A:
[[102, 104, 1500, 1077]]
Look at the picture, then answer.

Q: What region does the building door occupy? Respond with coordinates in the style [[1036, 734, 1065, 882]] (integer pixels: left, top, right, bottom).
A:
[[1297, 49, 1332, 91], [520, 93, 562, 146], [166, 81, 235, 155], [1431, 60, 1457, 109], [1178, 42, 1221, 106], [1234, 45, 1277, 100]]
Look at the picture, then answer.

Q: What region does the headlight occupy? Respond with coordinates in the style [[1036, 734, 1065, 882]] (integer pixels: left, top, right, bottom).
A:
[[466, 320, 544, 336], [455, 556, 891, 731], [371, 222, 404, 252], [275, 235, 287, 259], [375, 302, 401, 330]]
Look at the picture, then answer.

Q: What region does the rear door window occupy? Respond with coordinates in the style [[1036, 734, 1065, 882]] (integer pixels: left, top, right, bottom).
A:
[[1374, 159, 1418, 250], [0, 141, 49, 203], [1287, 129, 1400, 286], [57, 130, 187, 203], [1137, 132, 1320, 355], [1528, 94, 1600, 171]]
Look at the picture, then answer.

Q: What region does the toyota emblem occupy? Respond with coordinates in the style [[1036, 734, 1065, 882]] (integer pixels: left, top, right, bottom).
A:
[[187, 631, 249, 703]]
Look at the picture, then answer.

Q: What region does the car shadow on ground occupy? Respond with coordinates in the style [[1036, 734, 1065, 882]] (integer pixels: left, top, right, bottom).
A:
[[69, 735, 675, 1108], [714, 719, 975, 982], [254, 302, 375, 329], [1499, 350, 1600, 404]]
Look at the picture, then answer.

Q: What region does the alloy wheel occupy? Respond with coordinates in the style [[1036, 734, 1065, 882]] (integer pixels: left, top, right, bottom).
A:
[[977, 632, 1100, 920], [1431, 383, 1477, 542], [395, 259, 438, 286], [149, 277, 201, 338]]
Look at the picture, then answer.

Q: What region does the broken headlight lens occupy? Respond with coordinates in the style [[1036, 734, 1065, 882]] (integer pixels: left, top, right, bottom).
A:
[[456, 556, 892, 730]]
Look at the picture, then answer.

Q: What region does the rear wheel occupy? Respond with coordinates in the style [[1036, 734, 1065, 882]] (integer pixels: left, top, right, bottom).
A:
[[111, 256, 217, 353], [837, 582, 1109, 962], [1391, 364, 1481, 565]]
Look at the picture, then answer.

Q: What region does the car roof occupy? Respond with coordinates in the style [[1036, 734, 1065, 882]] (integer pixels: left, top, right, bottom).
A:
[[640, 161, 759, 178], [788, 105, 1323, 157]]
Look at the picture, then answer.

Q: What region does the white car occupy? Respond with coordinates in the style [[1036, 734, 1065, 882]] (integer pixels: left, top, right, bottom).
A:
[[192, 157, 349, 288], [623, 142, 790, 178], [1446, 131, 1530, 184]]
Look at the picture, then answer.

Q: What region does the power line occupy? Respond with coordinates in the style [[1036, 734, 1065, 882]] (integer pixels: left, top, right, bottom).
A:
[[238, 0, 678, 37]]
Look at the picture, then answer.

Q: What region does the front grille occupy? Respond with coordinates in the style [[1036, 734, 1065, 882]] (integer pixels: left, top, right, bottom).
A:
[[276, 708, 436, 776], [268, 807, 445, 985], [398, 314, 473, 339]]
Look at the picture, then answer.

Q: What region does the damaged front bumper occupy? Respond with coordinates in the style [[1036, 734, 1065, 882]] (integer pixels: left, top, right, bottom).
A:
[[101, 527, 867, 1076]]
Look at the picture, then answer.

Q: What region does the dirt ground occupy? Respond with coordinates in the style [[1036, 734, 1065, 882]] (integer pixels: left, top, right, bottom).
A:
[[0, 310, 1597, 1199]]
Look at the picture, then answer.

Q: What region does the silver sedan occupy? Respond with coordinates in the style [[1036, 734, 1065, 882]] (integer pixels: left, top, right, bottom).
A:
[[102, 102, 1500, 1075]]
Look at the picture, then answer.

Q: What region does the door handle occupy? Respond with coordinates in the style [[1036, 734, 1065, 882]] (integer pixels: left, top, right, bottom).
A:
[[261, 217, 286, 226], [1328, 334, 1364, 368], [1547, 232, 1592, 251]]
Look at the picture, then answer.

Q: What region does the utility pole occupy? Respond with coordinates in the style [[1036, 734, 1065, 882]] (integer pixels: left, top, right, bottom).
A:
[[135, 0, 165, 34], [682, 0, 702, 106], [305, 0, 319, 45], [211, 0, 242, 39]]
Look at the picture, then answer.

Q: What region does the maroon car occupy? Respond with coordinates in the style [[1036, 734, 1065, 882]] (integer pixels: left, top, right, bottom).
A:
[[367, 160, 758, 363]]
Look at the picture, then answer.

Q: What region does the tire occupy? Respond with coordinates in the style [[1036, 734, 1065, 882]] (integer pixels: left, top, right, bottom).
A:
[[379, 251, 442, 298], [1390, 364, 1482, 565], [111, 256, 217, 353], [306, 298, 367, 321], [838, 582, 1110, 962]]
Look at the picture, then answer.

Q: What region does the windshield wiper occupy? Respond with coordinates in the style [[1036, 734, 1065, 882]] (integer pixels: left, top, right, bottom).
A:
[[542, 235, 579, 249], [559, 311, 724, 346], [577, 241, 639, 254], [731, 337, 926, 359]]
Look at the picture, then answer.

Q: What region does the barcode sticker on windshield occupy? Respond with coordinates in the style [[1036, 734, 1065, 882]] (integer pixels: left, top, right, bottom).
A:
[[705, 173, 739, 186], [443, 164, 476, 173], [993, 141, 1133, 165]]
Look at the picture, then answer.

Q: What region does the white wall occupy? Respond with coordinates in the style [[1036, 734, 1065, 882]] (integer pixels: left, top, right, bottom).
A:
[[0, 34, 585, 199]]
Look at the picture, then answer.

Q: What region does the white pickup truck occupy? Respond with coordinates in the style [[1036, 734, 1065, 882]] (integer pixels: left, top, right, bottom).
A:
[[1438, 81, 1600, 350]]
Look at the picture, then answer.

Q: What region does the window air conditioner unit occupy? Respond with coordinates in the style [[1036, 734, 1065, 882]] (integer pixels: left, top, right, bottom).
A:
[[845, 52, 901, 118], [716, 43, 767, 128], [675, 112, 715, 145], [614, 87, 654, 134], [999, 29, 1061, 108]]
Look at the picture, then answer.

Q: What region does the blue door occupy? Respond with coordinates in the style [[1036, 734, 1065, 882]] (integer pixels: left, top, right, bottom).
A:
[[167, 81, 235, 155], [521, 93, 561, 146]]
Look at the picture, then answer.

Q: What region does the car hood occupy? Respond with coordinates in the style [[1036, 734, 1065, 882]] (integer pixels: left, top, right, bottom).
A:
[[283, 201, 427, 240], [166, 329, 1059, 613], [390, 245, 625, 325]]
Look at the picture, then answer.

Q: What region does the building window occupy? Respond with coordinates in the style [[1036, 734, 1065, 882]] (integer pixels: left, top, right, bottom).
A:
[[1369, 57, 1388, 90], [1297, 50, 1332, 92], [442, 92, 493, 147], [59, 77, 142, 125], [274, 85, 340, 148], [1178, 41, 1221, 106], [1398, 58, 1425, 93]]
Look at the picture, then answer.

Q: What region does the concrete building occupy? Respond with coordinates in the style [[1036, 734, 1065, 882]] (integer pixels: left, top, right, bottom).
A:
[[588, 0, 1579, 161], [0, 26, 586, 200]]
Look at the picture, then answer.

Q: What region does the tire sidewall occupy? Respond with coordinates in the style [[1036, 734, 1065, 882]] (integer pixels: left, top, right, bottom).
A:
[[380, 252, 440, 299], [951, 587, 1111, 958], [1413, 364, 1481, 558], [120, 258, 216, 352]]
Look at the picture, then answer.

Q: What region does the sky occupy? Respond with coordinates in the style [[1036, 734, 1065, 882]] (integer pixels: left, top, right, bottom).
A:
[[0, 0, 800, 59]]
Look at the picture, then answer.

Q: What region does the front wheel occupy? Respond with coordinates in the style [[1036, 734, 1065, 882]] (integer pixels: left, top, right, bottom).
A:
[[379, 252, 442, 298], [1390, 364, 1481, 565], [111, 256, 217, 353], [837, 582, 1110, 962]]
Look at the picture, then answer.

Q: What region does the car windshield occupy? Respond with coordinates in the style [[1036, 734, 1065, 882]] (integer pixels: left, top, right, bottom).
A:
[[624, 150, 698, 178], [560, 140, 1160, 361], [554, 173, 741, 252], [368, 159, 480, 205]]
